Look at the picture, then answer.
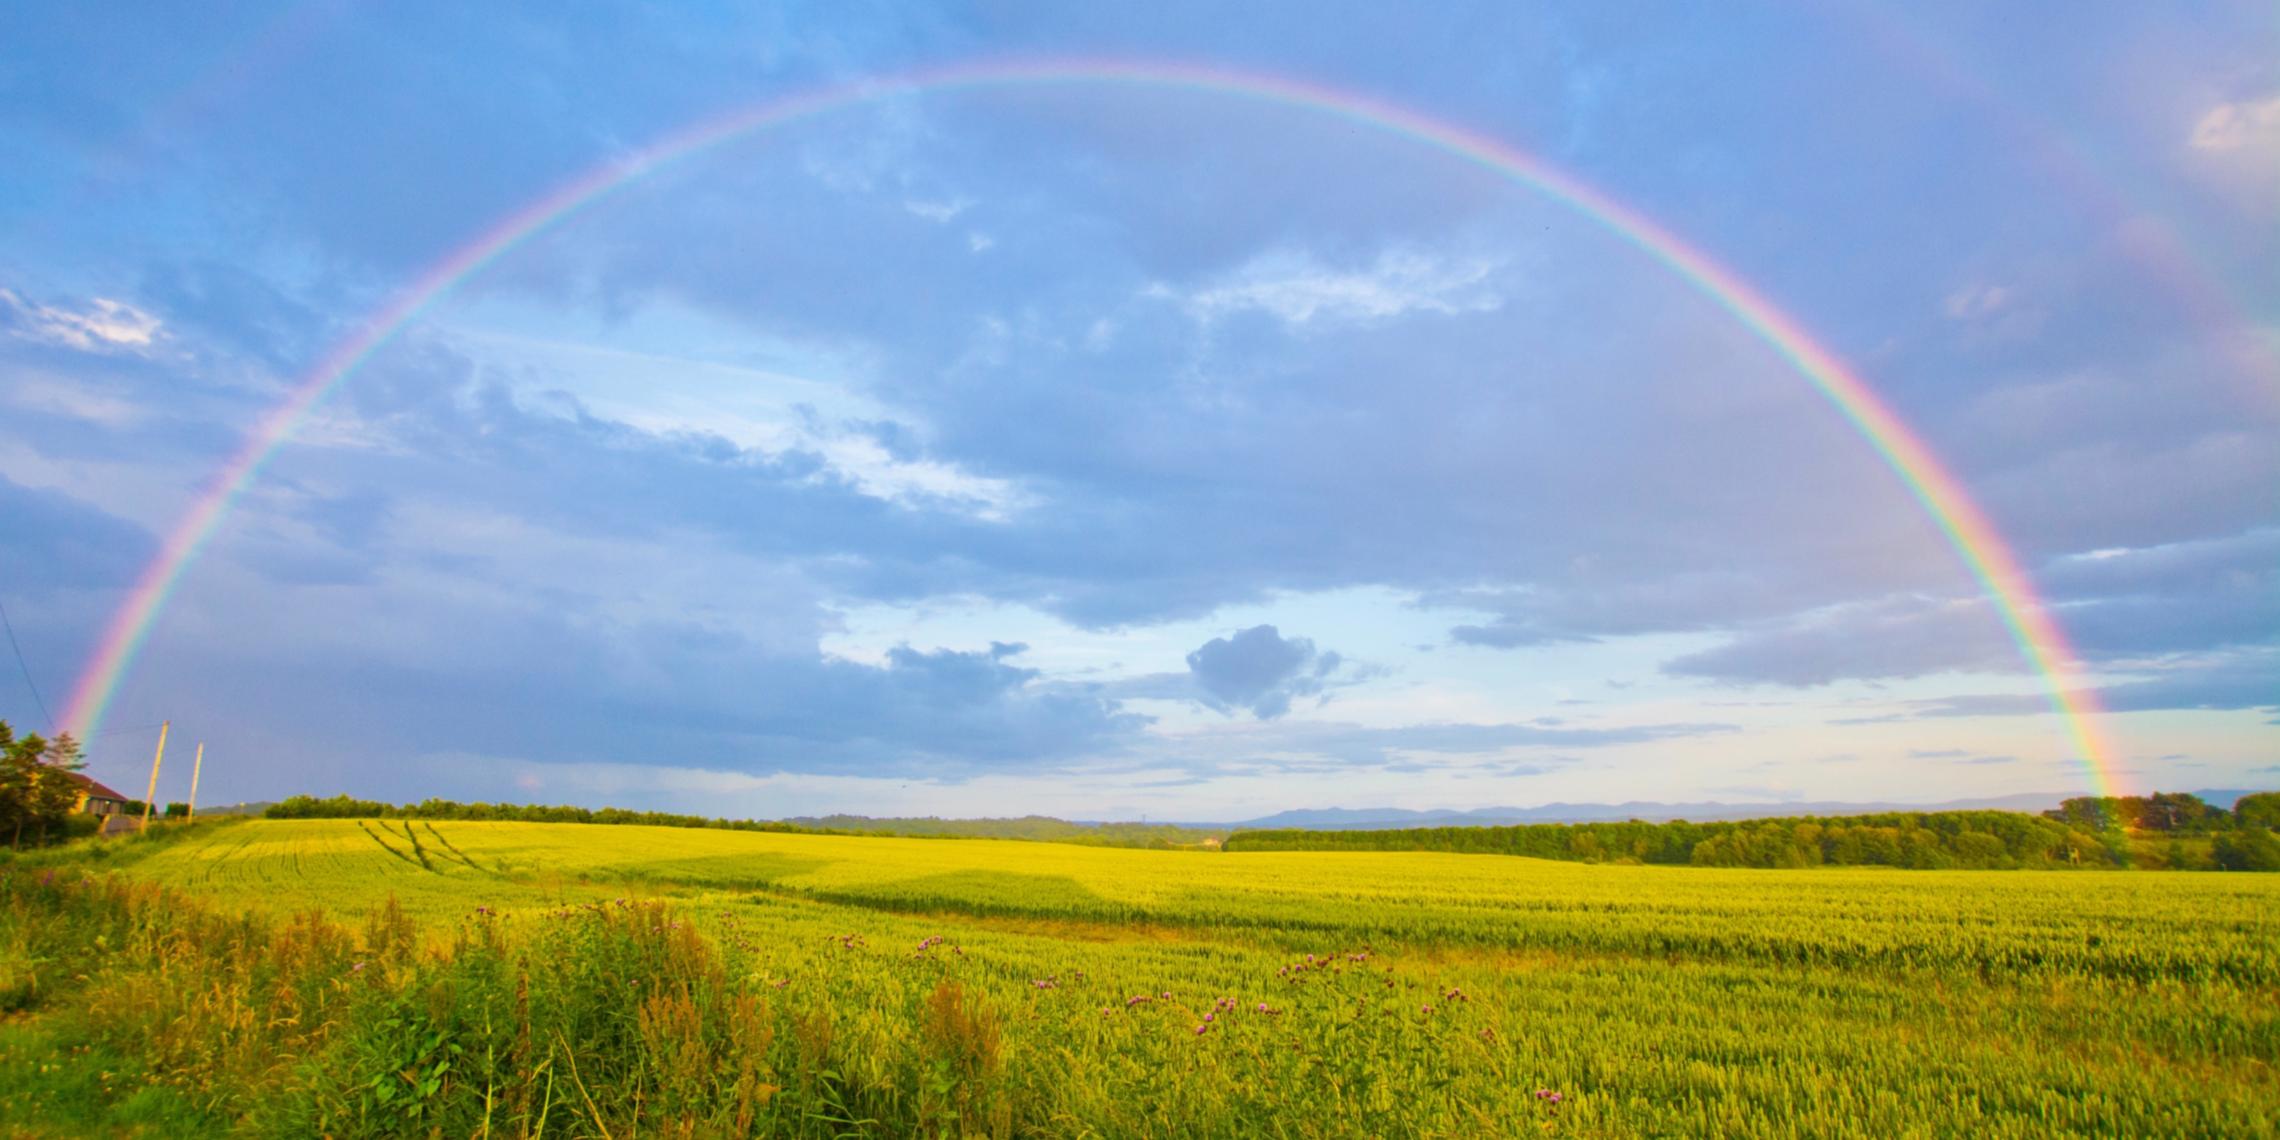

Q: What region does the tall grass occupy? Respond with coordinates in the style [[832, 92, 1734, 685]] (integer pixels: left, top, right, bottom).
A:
[[2, 821, 2275, 1136]]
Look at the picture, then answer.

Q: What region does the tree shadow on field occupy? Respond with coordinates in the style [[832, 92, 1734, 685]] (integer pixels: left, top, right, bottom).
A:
[[811, 869, 1125, 921]]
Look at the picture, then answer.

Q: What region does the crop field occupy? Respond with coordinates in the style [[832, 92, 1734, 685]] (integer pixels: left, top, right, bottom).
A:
[[4, 819, 2277, 1137]]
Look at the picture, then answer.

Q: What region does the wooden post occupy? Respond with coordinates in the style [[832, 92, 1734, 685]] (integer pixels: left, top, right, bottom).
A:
[[141, 720, 168, 833], [187, 742, 204, 822]]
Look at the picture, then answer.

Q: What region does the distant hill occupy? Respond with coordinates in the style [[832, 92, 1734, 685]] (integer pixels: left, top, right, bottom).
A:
[[786, 814, 1216, 846]]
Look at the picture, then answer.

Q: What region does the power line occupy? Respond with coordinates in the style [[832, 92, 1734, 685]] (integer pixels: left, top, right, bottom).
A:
[[0, 597, 53, 733]]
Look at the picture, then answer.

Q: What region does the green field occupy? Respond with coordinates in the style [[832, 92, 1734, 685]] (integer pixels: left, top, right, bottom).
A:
[[4, 818, 2276, 1136]]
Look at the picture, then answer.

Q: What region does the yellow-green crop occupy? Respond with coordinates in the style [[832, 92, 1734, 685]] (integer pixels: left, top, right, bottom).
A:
[[3, 818, 2274, 1137]]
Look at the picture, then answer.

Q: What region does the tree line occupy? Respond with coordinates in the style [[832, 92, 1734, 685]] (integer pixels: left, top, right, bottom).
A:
[[0, 719, 92, 847], [1225, 793, 2280, 871]]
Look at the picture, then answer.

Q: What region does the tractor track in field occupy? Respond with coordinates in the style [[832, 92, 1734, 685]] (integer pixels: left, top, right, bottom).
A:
[[355, 820, 430, 872], [420, 822, 502, 876]]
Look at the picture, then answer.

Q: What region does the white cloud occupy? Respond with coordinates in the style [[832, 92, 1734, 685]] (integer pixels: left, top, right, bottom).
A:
[[0, 288, 161, 352], [1160, 247, 1503, 327], [1942, 282, 2012, 320], [0, 374, 146, 426], [903, 197, 970, 222], [2189, 94, 2280, 152], [440, 322, 1032, 520]]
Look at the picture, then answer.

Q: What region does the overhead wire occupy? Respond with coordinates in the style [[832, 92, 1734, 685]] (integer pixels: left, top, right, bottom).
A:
[[0, 597, 54, 732]]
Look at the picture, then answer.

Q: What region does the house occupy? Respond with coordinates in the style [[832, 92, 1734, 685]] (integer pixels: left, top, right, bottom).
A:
[[66, 772, 133, 816]]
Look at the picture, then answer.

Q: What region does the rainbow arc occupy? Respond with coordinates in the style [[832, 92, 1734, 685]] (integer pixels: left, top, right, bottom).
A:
[[56, 59, 2122, 795]]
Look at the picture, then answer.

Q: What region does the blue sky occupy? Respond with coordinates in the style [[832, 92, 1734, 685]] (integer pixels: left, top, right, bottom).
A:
[[1, 1, 2273, 819]]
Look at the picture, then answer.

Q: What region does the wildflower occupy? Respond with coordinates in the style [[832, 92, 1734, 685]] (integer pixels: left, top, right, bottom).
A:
[[350, 961, 366, 973], [1257, 1002, 1270, 1012], [1202, 1012, 1214, 1023], [1421, 1004, 1433, 1015], [1194, 1023, 1209, 1035]]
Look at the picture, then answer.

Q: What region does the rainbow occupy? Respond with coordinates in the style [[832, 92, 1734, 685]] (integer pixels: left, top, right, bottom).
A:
[[56, 59, 2122, 795]]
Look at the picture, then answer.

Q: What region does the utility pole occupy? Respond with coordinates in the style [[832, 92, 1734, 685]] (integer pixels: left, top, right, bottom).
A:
[[187, 742, 204, 822], [141, 720, 169, 833]]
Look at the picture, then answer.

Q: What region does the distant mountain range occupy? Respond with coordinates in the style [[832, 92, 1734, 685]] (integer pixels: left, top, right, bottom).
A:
[[1193, 788, 2269, 831]]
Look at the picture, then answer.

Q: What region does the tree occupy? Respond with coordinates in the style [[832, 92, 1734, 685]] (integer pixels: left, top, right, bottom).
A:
[[2234, 792, 2280, 831], [2142, 792, 2220, 832], [0, 721, 84, 847], [2211, 829, 2280, 872], [27, 733, 82, 843], [0, 721, 30, 845]]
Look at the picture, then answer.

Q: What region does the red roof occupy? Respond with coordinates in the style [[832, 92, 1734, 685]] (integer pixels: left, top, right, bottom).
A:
[[65, 771, 132, 801]]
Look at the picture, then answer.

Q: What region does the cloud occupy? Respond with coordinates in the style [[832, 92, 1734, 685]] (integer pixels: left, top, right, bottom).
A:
[[1943, 283, 2012, 320], [1662, 595, 2016, 687], [1659, 528, 2280, 688], [1849, 647, 2280, 723], [2189, 94, 2280, 152], [1908, 748, 1968, 759], [903, 197, 970, 222], [1160, 247, 1502, 327], [1144, 716, 1740, 772], [0, 475, 155, 590], [1183, 624, 1347, 719], [4, 4, 2273, 812], [0, 288, 161, 353]]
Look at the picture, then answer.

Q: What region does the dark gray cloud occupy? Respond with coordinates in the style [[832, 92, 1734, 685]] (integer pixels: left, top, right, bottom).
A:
[[1184, 625, 1342, 719]]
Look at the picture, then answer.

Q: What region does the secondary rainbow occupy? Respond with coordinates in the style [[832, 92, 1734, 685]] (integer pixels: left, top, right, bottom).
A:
[[56, 58, 2123, 795]]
